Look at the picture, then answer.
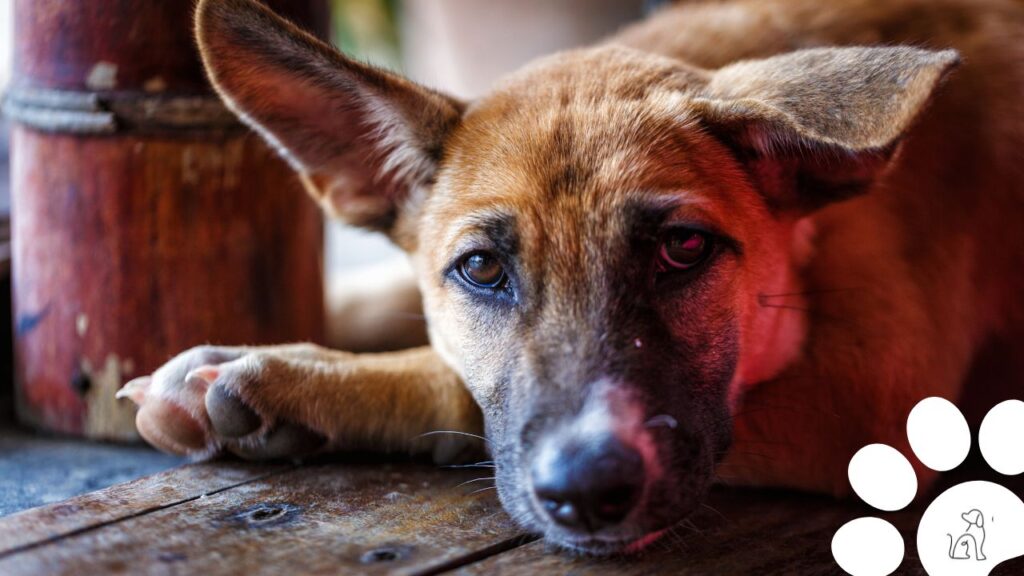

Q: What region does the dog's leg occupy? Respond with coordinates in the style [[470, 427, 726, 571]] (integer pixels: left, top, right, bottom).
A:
[[118, 345, 483, 463]]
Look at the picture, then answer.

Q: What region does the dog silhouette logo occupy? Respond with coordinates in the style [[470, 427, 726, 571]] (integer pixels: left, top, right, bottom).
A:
[[947, 509, 987, 561]]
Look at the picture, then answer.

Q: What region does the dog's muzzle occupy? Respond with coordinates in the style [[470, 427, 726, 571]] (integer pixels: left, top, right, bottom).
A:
[[531, 433, 645, 531], [527, 382, 653, 534]]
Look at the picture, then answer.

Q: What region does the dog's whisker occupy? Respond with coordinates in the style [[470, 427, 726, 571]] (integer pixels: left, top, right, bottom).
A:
[[663, 534, 682, 554], [679, 519, 710, 542], [699, 502, 729, 523], [417, 430, 492, 445], [753, 297, 854, 325], [657, 529, 677, 553], [757, 286, 862, 299], [468, 486, 497, 496], [682, 518, 703, 532], [456, 476, 497, 488], [665, 526, 691, 553], [445, 461, 496, 466], [757, 302, 813, 312], [652, 535, 671, 554], [441, 460, 495, 469]]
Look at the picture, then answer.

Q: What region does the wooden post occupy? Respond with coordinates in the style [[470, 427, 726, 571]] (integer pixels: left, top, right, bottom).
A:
[[5, 0, 330, 440]]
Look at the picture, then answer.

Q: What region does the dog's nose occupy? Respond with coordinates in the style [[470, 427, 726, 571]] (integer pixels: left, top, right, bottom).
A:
[[531, 436, 645, 532]]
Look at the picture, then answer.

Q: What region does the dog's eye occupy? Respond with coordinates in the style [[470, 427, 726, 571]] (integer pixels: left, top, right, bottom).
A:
[[658, 229, 713, 270], [458, 251, 507, 289]]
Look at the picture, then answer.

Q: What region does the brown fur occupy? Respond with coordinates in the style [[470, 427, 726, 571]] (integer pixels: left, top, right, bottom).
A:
[[123, 0, 1024, 553], [613, 0, 1024, 493]]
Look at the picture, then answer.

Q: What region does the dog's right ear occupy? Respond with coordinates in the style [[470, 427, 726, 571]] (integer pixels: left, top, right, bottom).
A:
[[195, 0, 463, 239], [692, 47, 959, 214]]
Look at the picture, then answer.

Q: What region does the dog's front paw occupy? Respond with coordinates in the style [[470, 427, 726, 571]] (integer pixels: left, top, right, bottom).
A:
[[118, 345, 325, 460]]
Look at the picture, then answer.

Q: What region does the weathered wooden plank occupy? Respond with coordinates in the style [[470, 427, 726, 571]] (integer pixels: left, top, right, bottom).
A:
[[457, 486, 873, 576], [458, 467, 1024, 575], [0, 461, 287, 556], [6, 453, 1022, 574], [461, 506, 1024, 576], [0, 463, 524, 576]]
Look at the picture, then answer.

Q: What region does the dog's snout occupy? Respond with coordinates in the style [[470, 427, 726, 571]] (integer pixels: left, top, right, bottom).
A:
[[531, 436, 645, 532]]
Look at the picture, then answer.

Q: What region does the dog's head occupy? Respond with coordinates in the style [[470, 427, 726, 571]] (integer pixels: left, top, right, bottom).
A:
[[962, 509, 984, 528], [196, 0, 957, 553]]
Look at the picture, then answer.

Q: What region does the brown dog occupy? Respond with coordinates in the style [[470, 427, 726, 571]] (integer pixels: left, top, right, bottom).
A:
[[120, 0, 1024, 554]]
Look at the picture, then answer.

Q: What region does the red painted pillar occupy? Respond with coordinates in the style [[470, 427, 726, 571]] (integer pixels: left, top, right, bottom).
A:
[[6, 0, 330, 439]]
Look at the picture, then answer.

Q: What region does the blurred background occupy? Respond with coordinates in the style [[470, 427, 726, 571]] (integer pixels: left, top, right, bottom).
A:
[[0, 0, 652, 514], [0, 0, 651, 284]]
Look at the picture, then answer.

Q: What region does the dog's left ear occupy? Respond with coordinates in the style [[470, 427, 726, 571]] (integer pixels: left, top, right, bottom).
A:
[[194, 0, 464, 237], [694, 47, 959, 212]]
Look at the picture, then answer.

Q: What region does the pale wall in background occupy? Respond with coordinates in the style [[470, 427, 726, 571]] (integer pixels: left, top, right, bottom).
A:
[[402, 0, 645, 98]]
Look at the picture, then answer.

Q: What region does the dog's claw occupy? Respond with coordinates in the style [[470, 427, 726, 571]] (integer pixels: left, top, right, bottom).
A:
[[116, 376, 152, 405], [129, 347, 326, 461], [187, 365, 220, 386], [229, 424, 325, 461], [136, 398, 208, 454], [206, 384, 262, 438]]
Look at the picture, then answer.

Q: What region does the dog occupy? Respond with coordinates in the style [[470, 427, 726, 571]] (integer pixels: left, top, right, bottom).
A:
[[948, 509, 987, 561], [118, 0, 1024, 554]]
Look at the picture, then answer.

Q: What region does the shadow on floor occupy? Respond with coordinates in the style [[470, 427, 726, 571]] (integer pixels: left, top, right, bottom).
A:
[[0, 424, 184, 517]]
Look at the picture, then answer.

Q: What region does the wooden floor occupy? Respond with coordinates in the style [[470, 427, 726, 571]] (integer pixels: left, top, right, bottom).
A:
[[0, 457, 1021, 575], [0, 424, 184, 517]]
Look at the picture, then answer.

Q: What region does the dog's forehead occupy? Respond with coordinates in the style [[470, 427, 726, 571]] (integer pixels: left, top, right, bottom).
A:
[[424, 49, 727, 247], [446, 49, 707, 186], [424, 80, 758, 270]]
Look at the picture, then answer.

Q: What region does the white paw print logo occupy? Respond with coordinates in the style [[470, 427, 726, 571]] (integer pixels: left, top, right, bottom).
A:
[[832, 398, 1024, 576]]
